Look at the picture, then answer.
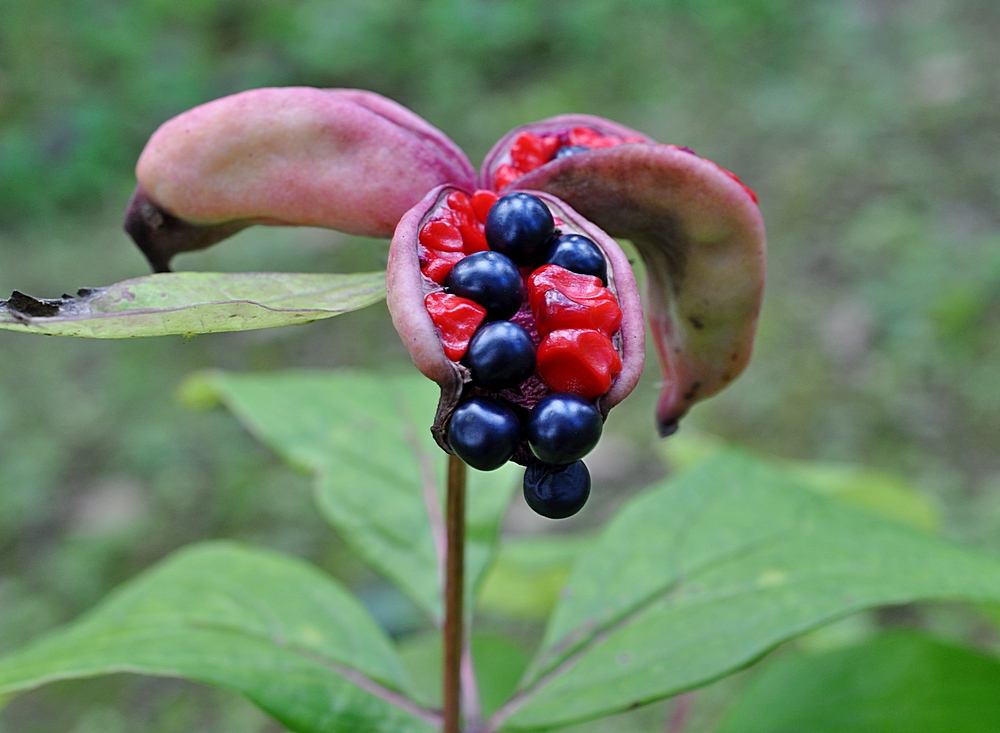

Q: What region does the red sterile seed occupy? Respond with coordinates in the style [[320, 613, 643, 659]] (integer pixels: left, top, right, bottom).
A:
[[527, 265, 622, 335], [441, 191, 490, 254], [459, 221, 489, 254], [566, 127, 622, 149], [509, 132, 561, 171], [424, 292, 487, 361], [537, 329, 623, 399], [444, 201, 477, 232], [471, 190, 500, 223], [421, 248, 464, 284], [532, 287, 623, 339], [419, 219, 464, 252], [528, 265, 605, 307], [540, 133, 562, 152], [446, 190, 473, 215], [494, 164, 522, 190]]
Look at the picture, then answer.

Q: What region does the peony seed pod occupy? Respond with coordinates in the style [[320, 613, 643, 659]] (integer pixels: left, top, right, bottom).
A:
[[387, 184, 643, 463], [123, 87, 765, 449]]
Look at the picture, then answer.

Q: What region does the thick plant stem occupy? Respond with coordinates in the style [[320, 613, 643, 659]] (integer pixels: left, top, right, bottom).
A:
[[444, 454, 467, 733]]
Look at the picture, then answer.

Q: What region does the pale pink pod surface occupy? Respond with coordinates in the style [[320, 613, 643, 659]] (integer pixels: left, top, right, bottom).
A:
[[387, 186, 644, 462], [486, 121, 766, 435], [126, 87, 475, 271]]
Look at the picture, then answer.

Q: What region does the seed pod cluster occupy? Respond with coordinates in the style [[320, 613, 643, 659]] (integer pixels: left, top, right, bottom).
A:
[[404, 163, 643, 517], [122, 90, 765, 518]]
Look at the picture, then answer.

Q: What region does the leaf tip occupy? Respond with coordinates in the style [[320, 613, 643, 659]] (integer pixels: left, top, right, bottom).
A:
[[176, 372, 224, 410]]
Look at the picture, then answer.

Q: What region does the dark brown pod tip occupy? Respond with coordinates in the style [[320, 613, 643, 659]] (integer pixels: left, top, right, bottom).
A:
[[123, 186, 249, 273]]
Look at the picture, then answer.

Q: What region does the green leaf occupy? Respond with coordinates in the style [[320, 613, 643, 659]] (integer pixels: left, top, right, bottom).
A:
[[980, 604, 1000, 632], [714, 631, 1000, 733], [494, 450, 1000, 731], [0, 542, 435, 733], [0, 271, 385, 337], [186, 370, 519, 623], [477, 534, 591, 620], [398, 631, 532, 717], [662, 427, 941, 531], [783, 460, 941, 532]]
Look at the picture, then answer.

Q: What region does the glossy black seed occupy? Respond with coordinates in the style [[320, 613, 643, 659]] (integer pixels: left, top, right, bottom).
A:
[[527, 393, 603, 465], [523, 460, 591, 519], [445, 250, 524, 321], [543, 233, 608, 285], [553, 144, 589, 160], [464, 320, 536, 390], [448, 397, 521, 471], [484, 193, 555, 267]]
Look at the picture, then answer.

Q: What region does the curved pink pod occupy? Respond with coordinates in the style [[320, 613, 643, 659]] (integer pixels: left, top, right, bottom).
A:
[[526, 191, 645, 417], [332, 89, 476, 188], [512, 141, 766, 435], [128, 87, 475, 271], [386, 186, 466, 450], [479, 114, 654, 191], [387, 186, 645, 461], [124, 88, 765, 440]]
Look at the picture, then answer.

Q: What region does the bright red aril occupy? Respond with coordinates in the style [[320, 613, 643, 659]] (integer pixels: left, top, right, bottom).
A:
[[509, 132, 560, 171], [532, 286, 622, 338], [420, 247, 464, 283], [528, 264, 621, 336], [419, 219, 464, 252], [537, 329, 623, 399], [471, 190, 499, 222], [424, 291, 487, 361]]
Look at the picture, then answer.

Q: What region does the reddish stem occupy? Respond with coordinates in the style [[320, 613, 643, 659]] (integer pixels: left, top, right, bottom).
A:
[[667, 691, 695, 733], [444, 454, 466, 733]]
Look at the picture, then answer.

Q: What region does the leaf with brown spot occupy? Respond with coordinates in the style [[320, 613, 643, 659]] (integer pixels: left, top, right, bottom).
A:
[[0, 271, 386, 338]]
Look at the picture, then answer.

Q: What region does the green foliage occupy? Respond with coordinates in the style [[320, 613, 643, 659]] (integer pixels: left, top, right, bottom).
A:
[[714, 631, 1000, 733], [662, 428, 942, 532], [0, 272, 386, 337], [0, 542, 434, 733], [499, 450, 1000, 730], [182, 370, 519, 622], [397, 631, 532, 717], [477, 534, 591, 621], [1, 0, 999, 729], [3, 393, 999, 731]]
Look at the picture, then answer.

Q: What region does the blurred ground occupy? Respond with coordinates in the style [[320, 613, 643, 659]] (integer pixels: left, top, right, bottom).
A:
[[1, 0, 998, 730]]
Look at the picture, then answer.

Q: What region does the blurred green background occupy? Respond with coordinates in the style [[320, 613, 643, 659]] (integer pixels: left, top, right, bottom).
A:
[[1, 0, 998, 730]]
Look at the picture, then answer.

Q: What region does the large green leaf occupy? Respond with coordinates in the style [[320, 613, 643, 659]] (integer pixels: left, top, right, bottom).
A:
[[477, 535, 592, 621], [661, 428, 940, 531], [0, 271, 385, 337], [0, 542, 435, 733], [184, 370, 519, 623], [714, 631, 1000, 733], [492, 450, 1000, 731], [398, 631, 532, 717]]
